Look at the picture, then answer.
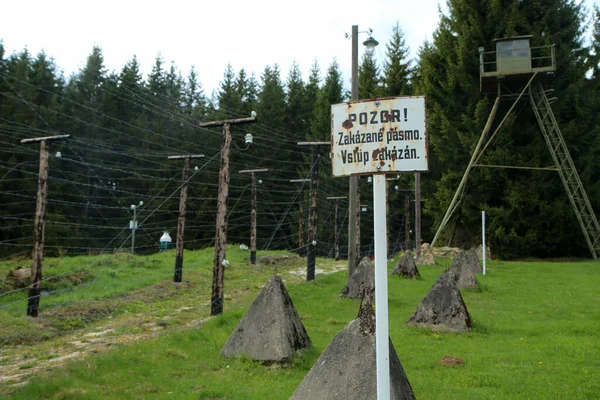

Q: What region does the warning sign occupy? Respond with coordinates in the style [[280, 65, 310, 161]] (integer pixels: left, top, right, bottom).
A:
[[331, 96, 428, 177]]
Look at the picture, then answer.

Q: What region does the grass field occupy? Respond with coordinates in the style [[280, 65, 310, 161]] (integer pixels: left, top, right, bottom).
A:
[[1, 247, 599, 399]]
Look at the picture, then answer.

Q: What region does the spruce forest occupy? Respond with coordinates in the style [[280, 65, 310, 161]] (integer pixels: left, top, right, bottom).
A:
[[2, 0, 600, 261]]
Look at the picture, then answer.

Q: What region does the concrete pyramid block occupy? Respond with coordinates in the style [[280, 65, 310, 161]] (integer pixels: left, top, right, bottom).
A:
[[341, 256, 374, 299], [391, 251, 420, 279], [221, 275, 312, 362], [291, 317, 416, 400], [447, 251, 478, 289], [465, 248, 483, 274], [406, 271, 472, 332]]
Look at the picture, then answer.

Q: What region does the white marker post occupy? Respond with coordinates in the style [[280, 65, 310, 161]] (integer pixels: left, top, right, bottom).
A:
[[482, 210, 486, 275], [331, 96, 427, 400], [373, 173, 389, 399]]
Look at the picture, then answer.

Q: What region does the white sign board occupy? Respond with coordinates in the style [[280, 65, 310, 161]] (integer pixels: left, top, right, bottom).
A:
[[331, 96, 427, 177]]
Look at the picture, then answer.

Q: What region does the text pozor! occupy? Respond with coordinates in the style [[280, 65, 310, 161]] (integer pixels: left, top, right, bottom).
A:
[[348, 109, 408, 125]]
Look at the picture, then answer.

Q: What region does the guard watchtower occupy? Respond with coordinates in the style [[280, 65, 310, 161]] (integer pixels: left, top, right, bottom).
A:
[[479, 35, 556, 94], [433, 36, 600, 259]]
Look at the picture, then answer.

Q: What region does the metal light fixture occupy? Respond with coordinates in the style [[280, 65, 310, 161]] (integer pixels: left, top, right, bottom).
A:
[[363, 35, 379, 55]]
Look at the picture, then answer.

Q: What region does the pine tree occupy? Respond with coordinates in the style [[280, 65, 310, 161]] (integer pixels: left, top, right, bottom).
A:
[[310, 59, 343, 141], [148, 55, 166, 100], [216, 64, 240, 119], [253, 64, 288, 170], [303, 59, 321, 135], [117, 55, 144, 120], [246, 73, 259, 111], [235, 68, 256, 116], [382, 22, 413, 96], [257, 65, 286, 131], [285, 61, 306, 142], [75, 45, 106, 108], [358, 51, 380, 99], [62, 45, 109, 150], [183, 65, 207, 118]]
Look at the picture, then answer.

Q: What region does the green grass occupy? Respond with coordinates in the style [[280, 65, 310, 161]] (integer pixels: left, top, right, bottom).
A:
[[1, 248, 599, 399]]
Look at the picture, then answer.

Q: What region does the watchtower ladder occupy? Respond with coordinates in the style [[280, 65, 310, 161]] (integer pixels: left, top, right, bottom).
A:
[[530, 83, 600, 259]]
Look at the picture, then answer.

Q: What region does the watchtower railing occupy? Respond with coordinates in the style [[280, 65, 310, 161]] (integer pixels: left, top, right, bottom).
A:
[[480, 44, 556, 77]]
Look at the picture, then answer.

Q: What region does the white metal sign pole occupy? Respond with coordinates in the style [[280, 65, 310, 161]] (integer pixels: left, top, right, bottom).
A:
[[482, 210, 486, 275], [373, 173, 390, 400], [330, 96, 427, 400]]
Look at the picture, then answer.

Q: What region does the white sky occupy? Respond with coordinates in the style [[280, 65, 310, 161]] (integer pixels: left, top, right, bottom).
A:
[[1, 0, 599, 97]]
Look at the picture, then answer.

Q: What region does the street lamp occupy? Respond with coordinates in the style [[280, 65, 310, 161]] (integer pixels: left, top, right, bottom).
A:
[[130, 200, 143, 254], [347, 25, 380, 279], [363, 32, 379, 55]]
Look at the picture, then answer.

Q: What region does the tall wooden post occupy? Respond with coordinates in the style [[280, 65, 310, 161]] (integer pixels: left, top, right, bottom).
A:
[[415, 172, 422, 259], [307, 146, 318, 281], [299, 187, 305, 256], [21, 134, 70, 317], [404, 193, 411, 251], [298, 142, 328, 281], [169, 154, 204, 283], [348, 24, 359, 277], [328, 196, 347, 261], [356, 182, 361, 261], [240, 168, 268, 264], [251, 172, 257, 264], [290, 179, 310, 257], [199, 115, 256, 316]]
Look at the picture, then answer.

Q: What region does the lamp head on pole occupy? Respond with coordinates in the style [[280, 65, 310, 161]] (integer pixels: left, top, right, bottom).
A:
[[363, 35, 379, 55]]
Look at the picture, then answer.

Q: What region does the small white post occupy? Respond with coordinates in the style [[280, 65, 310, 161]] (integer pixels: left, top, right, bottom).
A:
[[373, 174, 390, 400], [482, 210, 486, 275]]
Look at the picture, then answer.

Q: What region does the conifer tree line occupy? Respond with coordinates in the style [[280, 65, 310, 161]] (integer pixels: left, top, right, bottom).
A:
[[1, 1, 600, 260]]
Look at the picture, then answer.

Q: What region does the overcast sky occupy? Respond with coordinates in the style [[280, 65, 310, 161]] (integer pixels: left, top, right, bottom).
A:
[[1, 0, 599, 97]]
